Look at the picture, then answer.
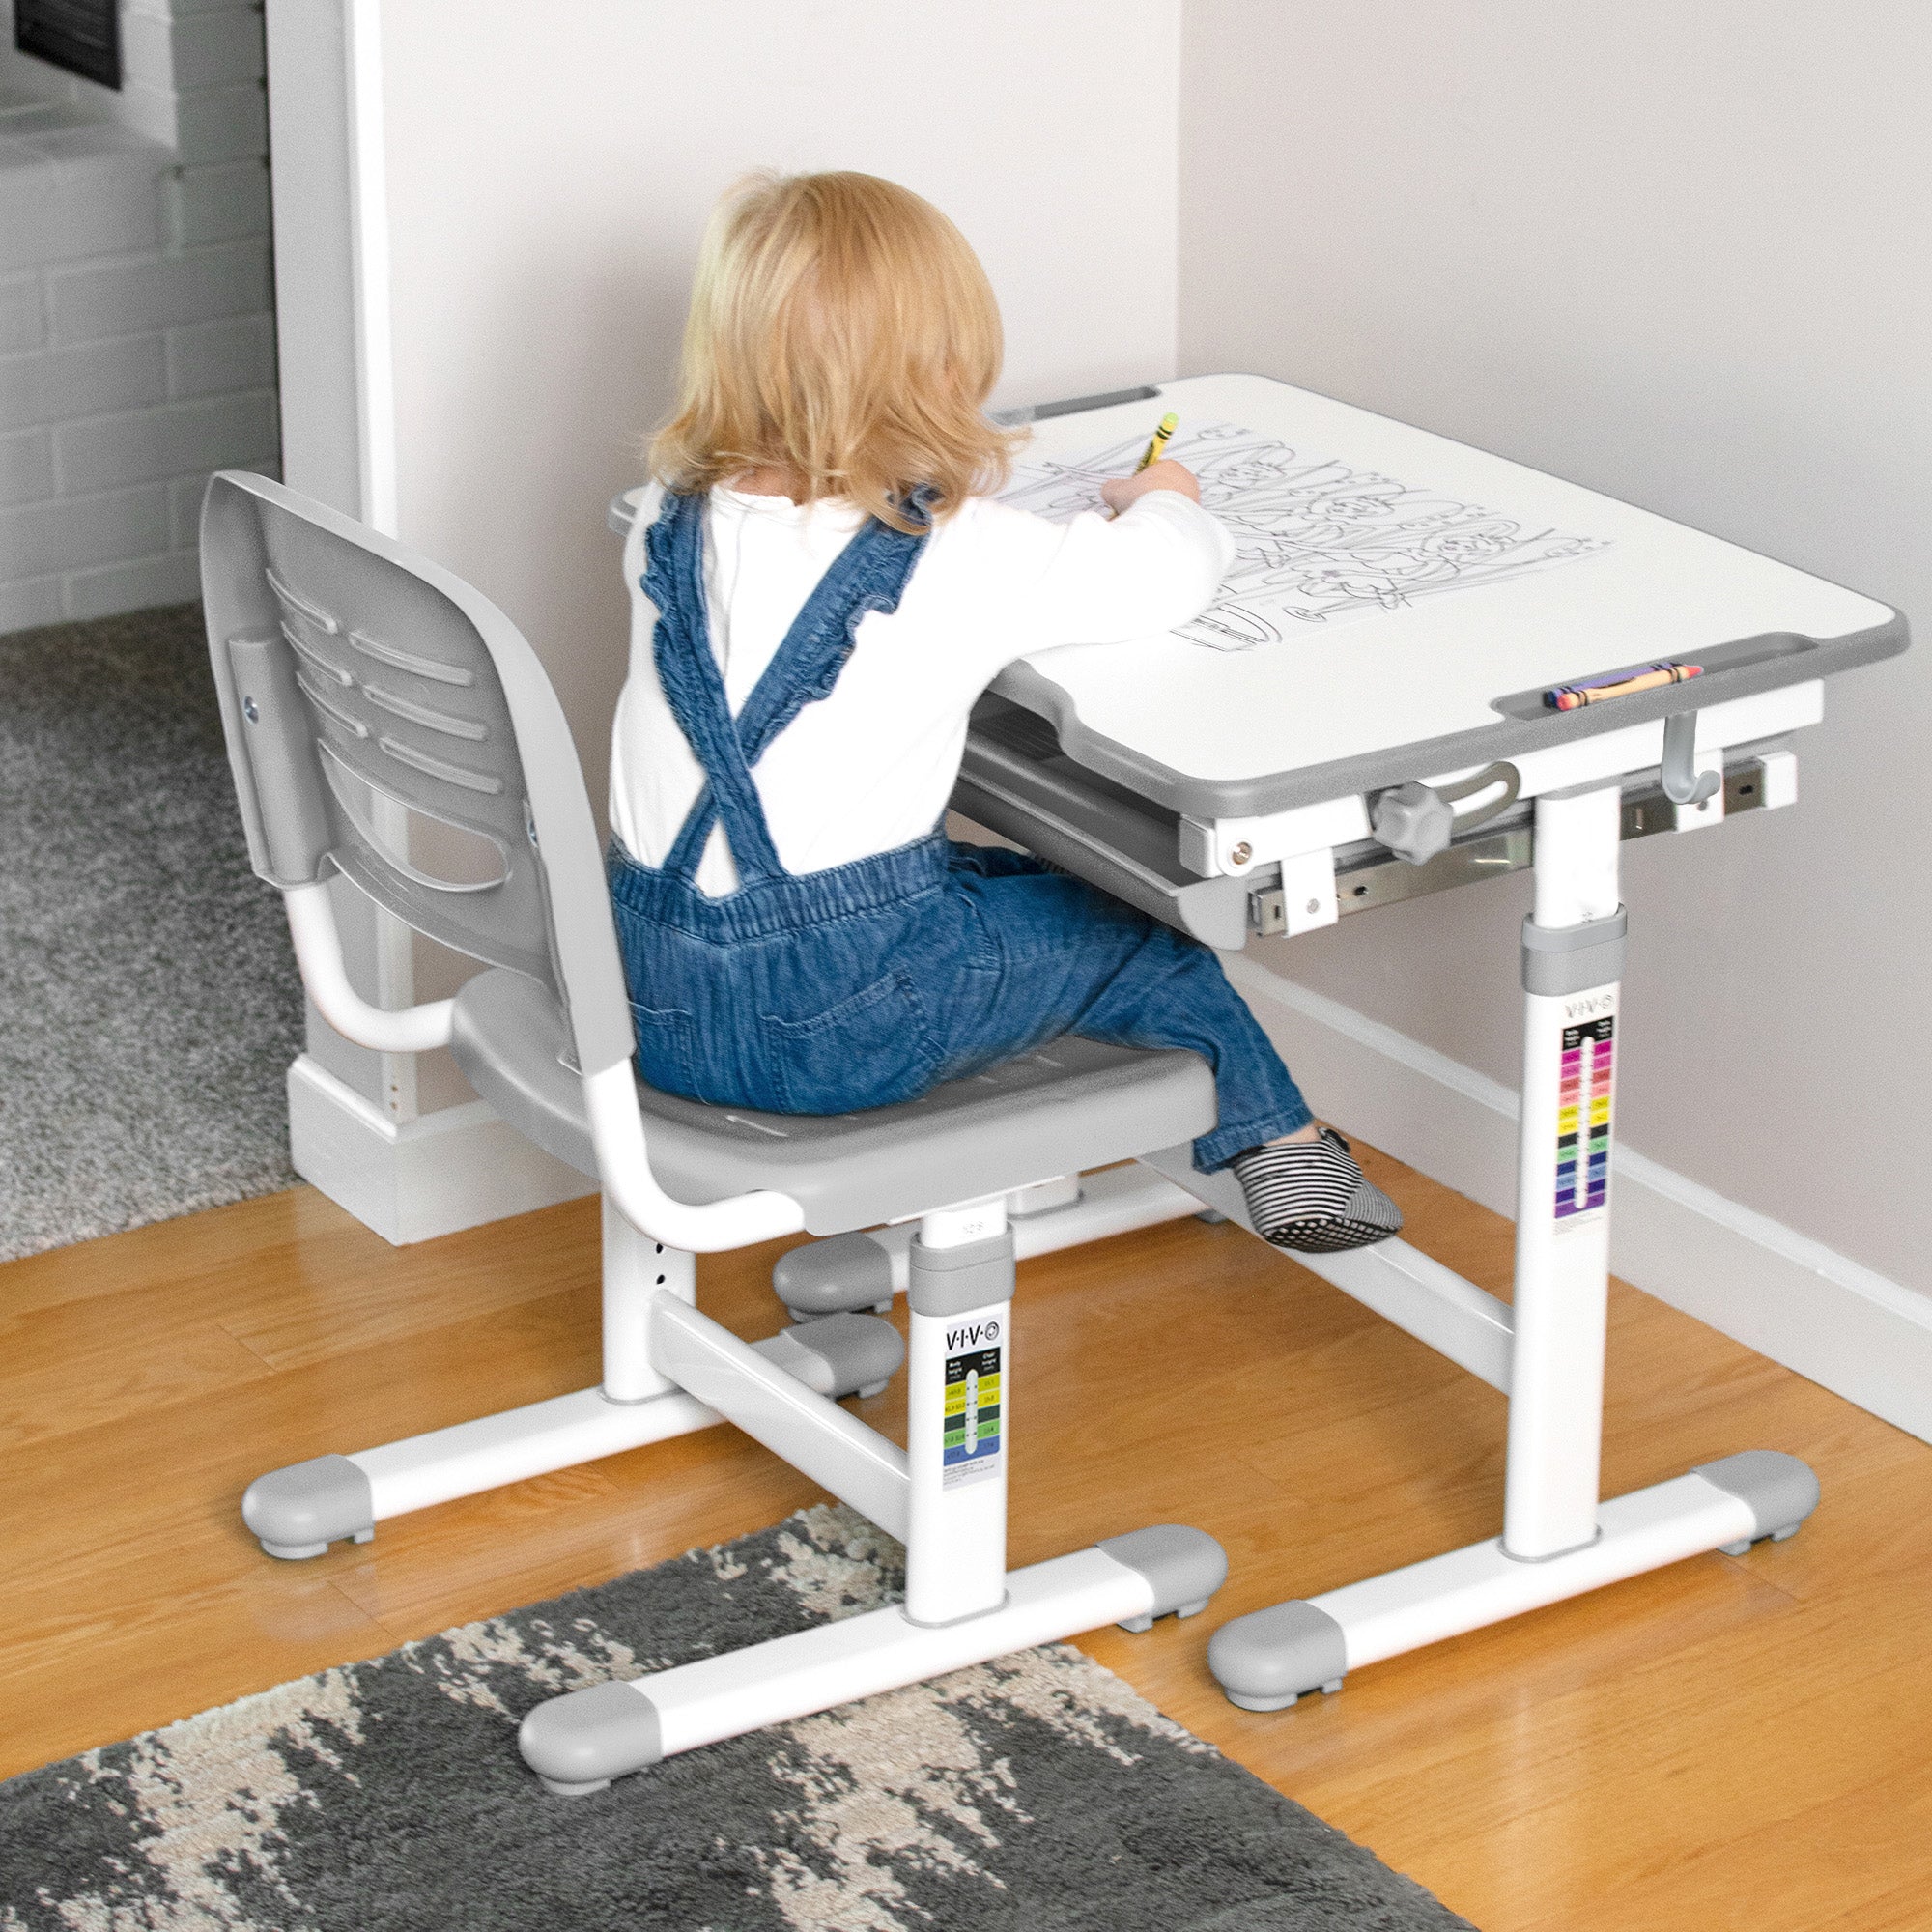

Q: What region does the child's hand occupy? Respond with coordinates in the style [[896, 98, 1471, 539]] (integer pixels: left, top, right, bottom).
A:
[[1100, 459, 1203, 515]]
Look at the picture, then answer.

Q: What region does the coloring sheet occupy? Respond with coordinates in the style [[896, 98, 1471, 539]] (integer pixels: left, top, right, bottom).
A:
[[999, 421, 1611, 649]]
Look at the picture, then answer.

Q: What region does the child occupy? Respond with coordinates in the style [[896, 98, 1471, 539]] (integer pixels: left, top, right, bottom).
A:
[[608, 170, 1401, 1253]]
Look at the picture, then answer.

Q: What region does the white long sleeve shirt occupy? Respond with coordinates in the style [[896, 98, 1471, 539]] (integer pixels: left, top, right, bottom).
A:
[[609, 480, 1235, 897]]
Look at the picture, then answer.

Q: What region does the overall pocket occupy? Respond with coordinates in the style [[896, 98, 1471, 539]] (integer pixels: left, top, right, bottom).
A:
[[629, 1000, 699, 1098], [761, 970, 944, 1114]]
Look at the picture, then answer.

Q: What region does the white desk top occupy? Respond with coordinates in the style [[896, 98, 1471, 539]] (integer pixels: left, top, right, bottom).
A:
[[995, 374, 1902, 816]]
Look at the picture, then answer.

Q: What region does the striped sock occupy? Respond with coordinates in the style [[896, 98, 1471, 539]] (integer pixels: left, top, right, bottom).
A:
[[1232, 1127, 1404, 1253]]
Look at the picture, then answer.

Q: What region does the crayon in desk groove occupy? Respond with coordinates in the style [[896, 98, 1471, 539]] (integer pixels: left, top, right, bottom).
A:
[[1546, 663, 1702, 711]]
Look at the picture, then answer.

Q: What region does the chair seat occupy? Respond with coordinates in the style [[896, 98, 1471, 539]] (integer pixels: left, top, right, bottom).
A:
[[451, 968, 1217, 1236]]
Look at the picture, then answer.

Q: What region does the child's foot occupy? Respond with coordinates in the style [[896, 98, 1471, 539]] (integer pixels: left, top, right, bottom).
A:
[[1231, 1127, 1404, 1253]]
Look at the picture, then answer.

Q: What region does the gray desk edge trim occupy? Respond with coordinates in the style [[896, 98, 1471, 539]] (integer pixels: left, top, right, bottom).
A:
[[995, 611, 1908, 819], [996, 375, 1908, 816]]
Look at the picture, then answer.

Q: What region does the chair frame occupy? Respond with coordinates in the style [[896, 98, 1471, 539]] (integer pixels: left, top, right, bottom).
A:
[[200, 471, 1227, 1794]]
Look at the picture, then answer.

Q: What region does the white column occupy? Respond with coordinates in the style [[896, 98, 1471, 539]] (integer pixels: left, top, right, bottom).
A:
[[602, 1196, 694, 1402], [904, 1198, 1011, 1626], [1505, 785, 1622, 1560]]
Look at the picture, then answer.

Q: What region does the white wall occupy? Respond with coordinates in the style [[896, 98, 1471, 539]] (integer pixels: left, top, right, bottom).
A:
[[263, 0, 1181, 1183], [1180, 0, 1932, 1293], [262, 3, 358, 522], [374, 0, 1182, 825]]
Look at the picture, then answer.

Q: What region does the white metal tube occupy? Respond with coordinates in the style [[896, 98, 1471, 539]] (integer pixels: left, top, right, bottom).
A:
[[853, 1164, 1207, 1295], [583, 1061, 806, 1253], [283, 881, 455, 1053], [351, 1383, 718, 1520], [1007, 1174, 1082, 1216], [1318, 1472, 1756, 1671], [1014, 1163, 1205, 1255], [1293, 1238, 1515, 1392], [649, 1292, 910, 1539], [1505, 785, 1623, 1559], [905, 1293, 1010, 1624], [600, 1199, 691, 1402], [632, 1545, 1155, 1761], [1529, 784, 1622, 928], [1506, 981, 1615, 1556], [919, 1194, 1009, 1251], [905, 1201, 1011, 1626]]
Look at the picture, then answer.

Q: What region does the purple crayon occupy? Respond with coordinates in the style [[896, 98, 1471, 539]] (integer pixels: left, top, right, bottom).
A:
[[1545, 662, 1702, 711]]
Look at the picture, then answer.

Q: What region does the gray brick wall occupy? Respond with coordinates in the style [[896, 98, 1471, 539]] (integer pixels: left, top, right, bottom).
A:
[[0, 1, 278, 632]]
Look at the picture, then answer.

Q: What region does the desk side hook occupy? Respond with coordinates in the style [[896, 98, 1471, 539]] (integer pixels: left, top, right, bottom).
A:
[[1661, 712, 1720, 806]]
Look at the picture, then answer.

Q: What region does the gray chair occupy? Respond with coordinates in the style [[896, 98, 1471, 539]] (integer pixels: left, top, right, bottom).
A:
[[201, 470, 1227, 1793]]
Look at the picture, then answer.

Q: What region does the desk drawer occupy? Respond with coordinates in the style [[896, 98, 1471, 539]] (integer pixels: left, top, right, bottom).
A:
[[954, 697, 1253, 949]]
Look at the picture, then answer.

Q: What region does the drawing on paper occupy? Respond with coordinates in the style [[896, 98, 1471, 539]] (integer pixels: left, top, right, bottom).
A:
[[999, 421, 1611, 649]]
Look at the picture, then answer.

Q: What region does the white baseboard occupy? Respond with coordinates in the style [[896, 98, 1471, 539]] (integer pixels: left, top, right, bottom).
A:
[[288, 1053, 595, 1246], [1223, 954, 1932, 1445]]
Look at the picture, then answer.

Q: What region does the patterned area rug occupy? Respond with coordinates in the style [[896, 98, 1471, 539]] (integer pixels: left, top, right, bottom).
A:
[[0, 1506, 1473, 1931], [0, 603, 303, 1262]]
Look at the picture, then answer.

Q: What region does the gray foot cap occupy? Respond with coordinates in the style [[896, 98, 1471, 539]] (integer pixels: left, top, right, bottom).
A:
[[1694, 1450, 1820, 1543], [520, 1680, 664, 1789], [242, 1454, 374, 1559], [1208, 1599, 1348, 1709], [766, 1311, 904, 1399], [1095, 1525, 1228, 1625], [773, 1232, 894, 1317]]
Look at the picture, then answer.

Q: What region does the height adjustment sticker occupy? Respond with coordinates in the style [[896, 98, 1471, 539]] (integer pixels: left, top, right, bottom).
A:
[[1555, 1015, 1614, 1219], [941, 1326, 1004, 1491]]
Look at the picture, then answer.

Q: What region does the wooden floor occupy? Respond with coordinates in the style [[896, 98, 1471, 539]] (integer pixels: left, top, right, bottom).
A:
[[6, 1146, 1931, 1930]]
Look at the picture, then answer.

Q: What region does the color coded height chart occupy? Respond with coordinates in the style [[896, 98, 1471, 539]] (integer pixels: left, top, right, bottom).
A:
[[1555, 1017, 1614, 1218], [942, 1346, 1003, 1489]]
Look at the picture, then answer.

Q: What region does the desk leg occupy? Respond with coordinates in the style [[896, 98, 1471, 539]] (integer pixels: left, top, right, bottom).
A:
[[1208, 782, 1820, 1713], [1504, 783, 1624, 1559]]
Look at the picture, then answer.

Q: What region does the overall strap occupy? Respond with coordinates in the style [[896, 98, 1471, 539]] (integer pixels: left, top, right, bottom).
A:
[[643, 490, 785, 883], [642, 487, 931, 887]]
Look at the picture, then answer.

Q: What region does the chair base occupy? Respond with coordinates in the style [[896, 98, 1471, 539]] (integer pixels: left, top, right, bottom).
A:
[[520, 1532, 1227, 1792], [241, 1314, 901, 1556]]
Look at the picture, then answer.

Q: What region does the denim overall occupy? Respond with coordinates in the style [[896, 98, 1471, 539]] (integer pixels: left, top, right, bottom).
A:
[[608, 489, 1312, 1172]]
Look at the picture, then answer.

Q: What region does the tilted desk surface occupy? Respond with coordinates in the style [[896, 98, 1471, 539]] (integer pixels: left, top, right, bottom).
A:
[[957, 371, 1904, 945], [990, 371, 1900, 815], [609, 377, 1904, 947], [609, 369, 1901, 827]]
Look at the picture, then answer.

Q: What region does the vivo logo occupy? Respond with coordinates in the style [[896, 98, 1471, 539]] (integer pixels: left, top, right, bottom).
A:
[[947, 1320, 1001, 1350], [1565, 994, 1614, 1020]]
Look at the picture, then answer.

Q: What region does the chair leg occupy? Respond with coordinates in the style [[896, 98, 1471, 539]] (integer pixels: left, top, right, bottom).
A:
[[519, 1196, 1227, 1791], [240, 1207, 901, 1558]]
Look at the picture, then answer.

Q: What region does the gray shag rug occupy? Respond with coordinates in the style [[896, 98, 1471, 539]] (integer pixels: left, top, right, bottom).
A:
[[0, 1504, 1473, 1931], [0, 603, 303, 1262]]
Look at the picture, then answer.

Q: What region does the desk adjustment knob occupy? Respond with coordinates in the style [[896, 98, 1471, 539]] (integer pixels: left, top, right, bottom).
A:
[[1372, 762, 1520, 865], [1371, 783, 1453, 865]]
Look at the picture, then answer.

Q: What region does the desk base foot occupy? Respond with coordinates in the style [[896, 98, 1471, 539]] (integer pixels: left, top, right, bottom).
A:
[[1210, 1457, 1818, 1711]]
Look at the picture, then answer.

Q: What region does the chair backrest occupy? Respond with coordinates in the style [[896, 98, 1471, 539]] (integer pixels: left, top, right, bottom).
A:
[[198, 470, 636, 1080]]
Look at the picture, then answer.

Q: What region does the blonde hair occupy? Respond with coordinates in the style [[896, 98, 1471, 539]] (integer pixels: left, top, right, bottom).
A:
[[651, 171, 1023, 533]]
